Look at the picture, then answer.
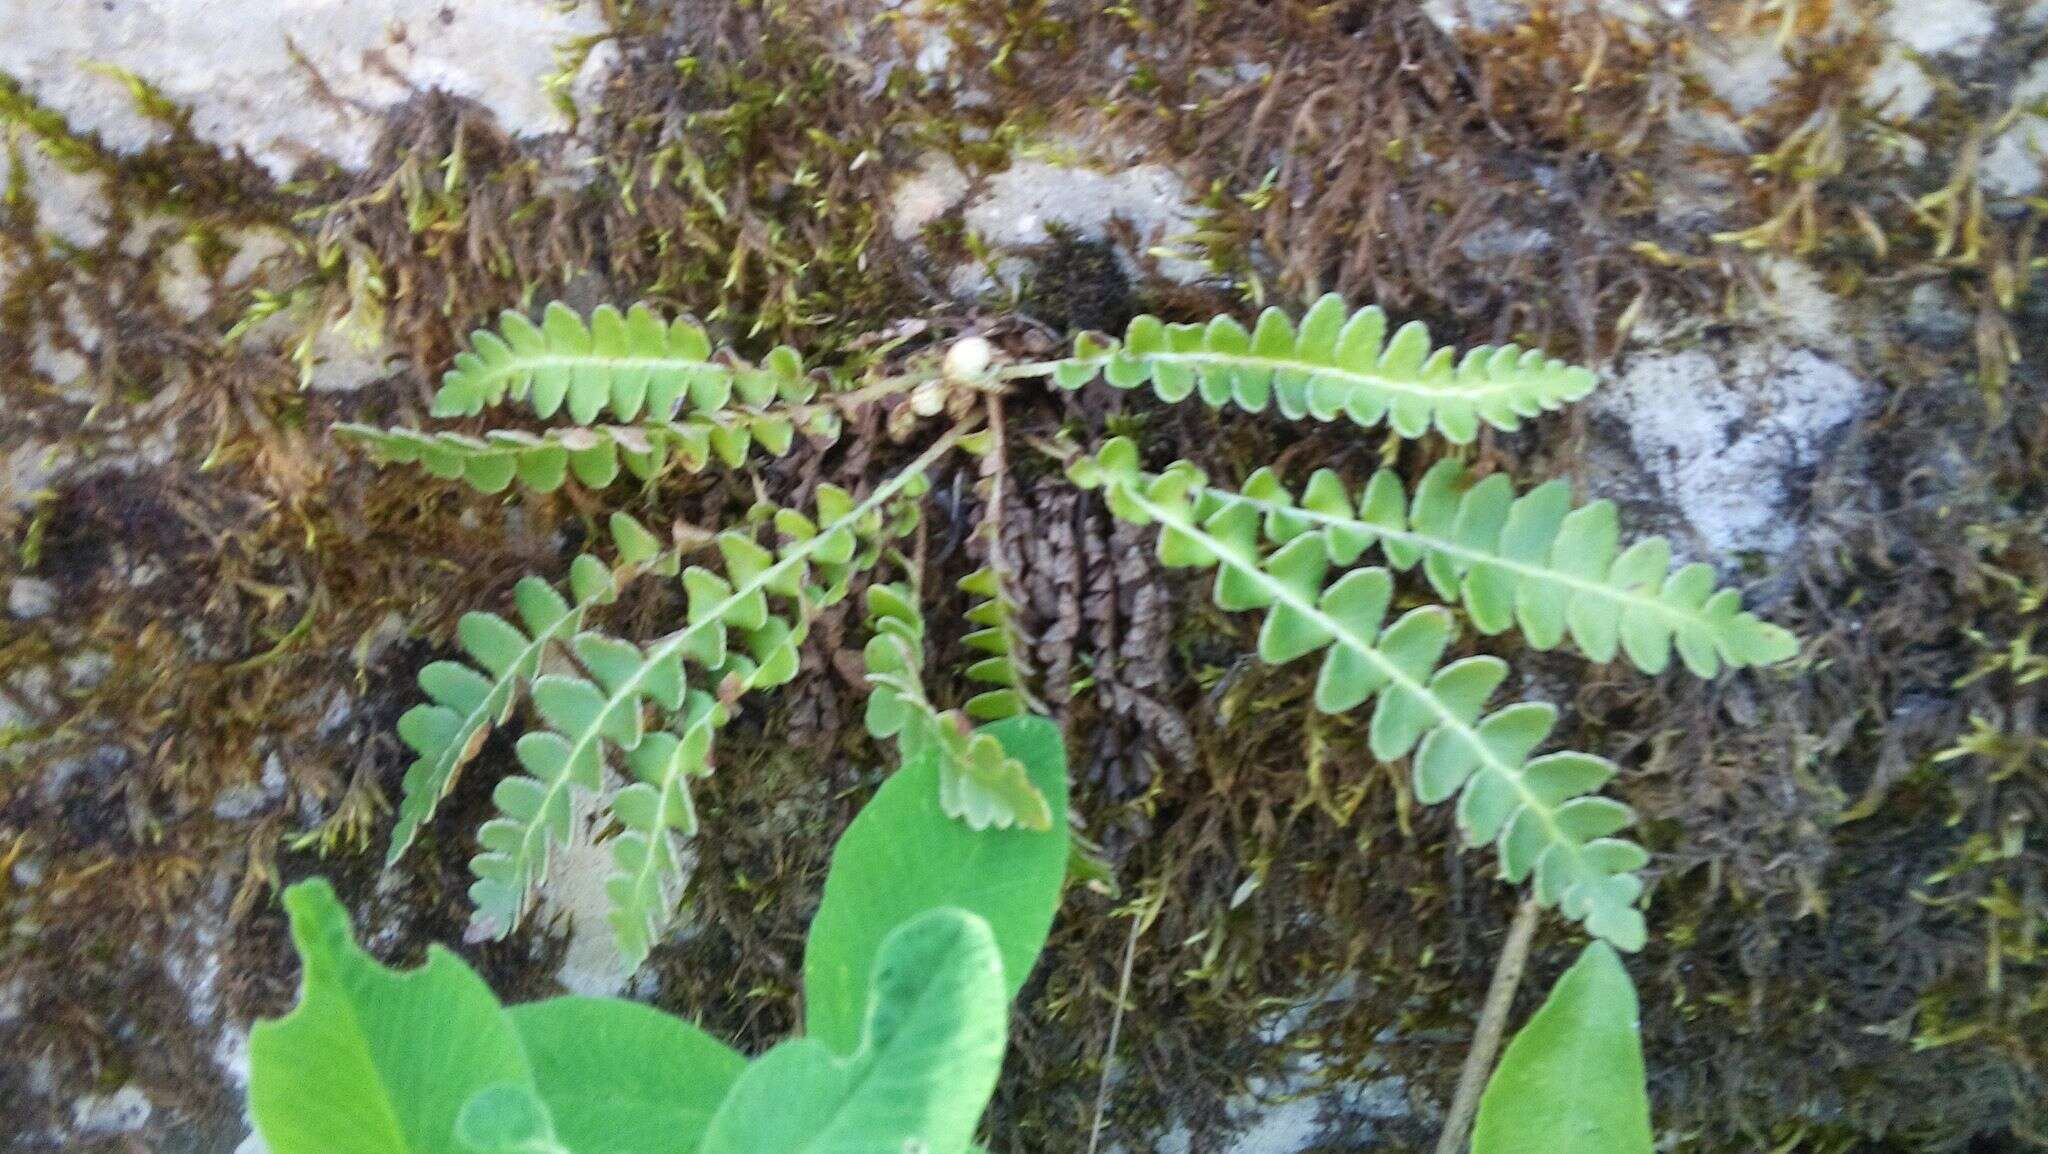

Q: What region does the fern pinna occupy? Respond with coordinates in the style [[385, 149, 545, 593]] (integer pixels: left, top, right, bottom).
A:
[[344, 293, 1795, 961]]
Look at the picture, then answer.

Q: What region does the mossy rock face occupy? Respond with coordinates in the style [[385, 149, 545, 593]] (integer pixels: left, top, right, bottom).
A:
[[4, 1, 2046, 1151]]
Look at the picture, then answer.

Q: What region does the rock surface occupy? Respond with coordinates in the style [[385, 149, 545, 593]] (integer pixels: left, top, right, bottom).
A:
[[0, 0, 608, 176]]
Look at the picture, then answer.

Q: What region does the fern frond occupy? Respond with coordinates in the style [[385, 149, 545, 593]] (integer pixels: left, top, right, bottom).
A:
[[468, 433, 962, 941], [862, 582, 1051, 832], [386, 514, 677, 866], [1104, 459, 1797, 677], [956, 566, 1040, 720], [430, 302, 814, 423], [607, 690, 722, 968], [1050, 295, 1596, 443], [337, 408, 817, 495], [1075, 438, 1648, 949]]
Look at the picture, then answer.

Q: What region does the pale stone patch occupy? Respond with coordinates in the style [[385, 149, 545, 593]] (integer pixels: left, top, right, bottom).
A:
[[1881, 0, 1994, 57], [1, 144, 109, 248], [1692, 32, 1793, 116], [71, 1085, 153, 1135], [1982, 58, 2048, 199], [889, 152, 971, 241], [1597, 343, 1871, 559], [1861, 43, 1935, 121], [0, 0, 610, 178]]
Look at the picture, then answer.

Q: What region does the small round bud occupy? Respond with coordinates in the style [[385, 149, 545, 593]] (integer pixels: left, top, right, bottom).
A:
[[943, 336, 994, 381], [909, 381, 947, 416]]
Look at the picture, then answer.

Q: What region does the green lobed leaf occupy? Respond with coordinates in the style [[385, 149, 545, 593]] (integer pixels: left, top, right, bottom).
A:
[[1471, 942, 1654, 1154], [861, 583, 1053, 832], [1156, 459, 1798, 676], [700, 909, 1010, 1154], [1050, 295, 1598, 444], [249, 880, 535, 1154], [469, 436, 957, 946], [429, 303, 747, 422], [505, 995, 745, 1154], [805, 714, 1070, 1056], [1096, 449, 1650, 950]]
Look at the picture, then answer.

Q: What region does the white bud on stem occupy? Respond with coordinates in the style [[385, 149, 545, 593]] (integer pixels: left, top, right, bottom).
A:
[[943, 336, 994, 381], [909, 381, 947, 416]]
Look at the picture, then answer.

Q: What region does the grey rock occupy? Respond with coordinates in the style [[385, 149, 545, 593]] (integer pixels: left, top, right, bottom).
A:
[[8, 577, 59, 620]]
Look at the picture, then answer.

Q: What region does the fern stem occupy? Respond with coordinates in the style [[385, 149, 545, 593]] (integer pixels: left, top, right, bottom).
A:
[[1434, 896, 1542, 1154], [1120, 485, 1606, 902]]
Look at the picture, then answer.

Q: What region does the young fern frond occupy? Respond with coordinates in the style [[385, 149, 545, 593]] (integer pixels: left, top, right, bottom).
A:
[[336, 304, 849, 496], [607, 689, 721, 967], [1121, 460, 1799, 677], [468, 433, 959, 943], [863, 582, 1051, 831], [429, 302, 811, 423], [956, 566, 1040, 721], [386, 514, 679, 866], [1050, 294, 1596, 443], [336, 408, 817, 495], [1073, 438, 1648, 950]]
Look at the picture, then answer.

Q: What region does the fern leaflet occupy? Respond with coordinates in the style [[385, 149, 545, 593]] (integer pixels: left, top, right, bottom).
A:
[[956, 566, 1040, 721], [469, 433, 961, 942], [1075, 437, 1648, 949], [430, 302, 813, 423], [1092, 459, 1798, 677], [337, 409, 819, 494], [1051, 295, 1596, 443], [607, 690, 722, 967], [386, 514, 677, 865], [862, 582, 1051, 832]]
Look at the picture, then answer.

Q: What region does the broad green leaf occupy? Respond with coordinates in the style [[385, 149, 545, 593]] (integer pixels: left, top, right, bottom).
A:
[[457, 1084, 568, 1154], [701, 909, 1009, 1154], [249, 880, 535, 1154], [506, 996, 745, 1154], [804, 714, 1070, 1055], [1470, 942, 1654, 1154]]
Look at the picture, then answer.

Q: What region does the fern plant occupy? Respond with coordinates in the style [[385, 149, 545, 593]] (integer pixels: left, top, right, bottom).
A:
[[343, 292, 1795, 961]]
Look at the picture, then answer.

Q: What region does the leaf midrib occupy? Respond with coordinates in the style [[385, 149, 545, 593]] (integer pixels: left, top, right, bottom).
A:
[[1191, 479, 1721, 645], [1085, 349, 1578, 403]]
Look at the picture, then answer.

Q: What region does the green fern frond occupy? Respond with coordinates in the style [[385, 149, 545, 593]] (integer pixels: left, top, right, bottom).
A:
[[386, 514, 677, 866], [468, 435, 959, 942], [1074, 437, 1647, 949], [430, 302, 813, 423], [607, 690, 722, 968], [337, 408, 817, 494], [863, 582, 1051, 832], [956, 566, 1040, 720], [1050, 294, 1596, 443], [1103, 459, 1797, 677]]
